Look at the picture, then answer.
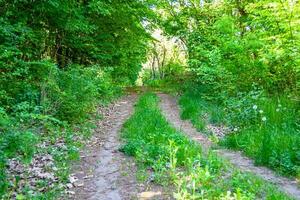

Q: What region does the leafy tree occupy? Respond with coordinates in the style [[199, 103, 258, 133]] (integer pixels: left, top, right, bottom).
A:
[[156, 0, 300, 96], [0, 0, 155, 197]]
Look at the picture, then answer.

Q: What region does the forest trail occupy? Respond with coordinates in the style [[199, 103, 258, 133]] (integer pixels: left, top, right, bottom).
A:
[[67, 93, 299, 200], [70, 94, 165, 200], [158, 93, 300, 200]]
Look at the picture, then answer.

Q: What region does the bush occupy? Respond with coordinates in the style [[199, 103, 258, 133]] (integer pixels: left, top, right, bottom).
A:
[[0, 61, 119, 197], [0, 107, 38, 195], [36, 65, 118, 123]]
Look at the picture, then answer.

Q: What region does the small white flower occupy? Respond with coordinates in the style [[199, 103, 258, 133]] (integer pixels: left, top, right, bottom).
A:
[[233, 128, 238, 132], [259, 110, 263, 114], [276, 108, 280, 112], [262, 116, 267, 121], [252, 105, 258, 110], [278, 104, 282, 108]]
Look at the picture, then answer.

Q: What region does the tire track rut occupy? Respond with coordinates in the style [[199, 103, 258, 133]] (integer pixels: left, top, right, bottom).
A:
[[70, 95, 142, 200], [158, 93, 300, 200]]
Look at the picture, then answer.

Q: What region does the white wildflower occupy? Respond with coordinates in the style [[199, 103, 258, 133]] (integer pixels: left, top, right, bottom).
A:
[[276, 108, 280, 112], [259, 110, 263, 114], [252, 105, 258, 110], [262, 116, 267, 121], [233, 128, 238, 132], [278, 104, 282, 108]]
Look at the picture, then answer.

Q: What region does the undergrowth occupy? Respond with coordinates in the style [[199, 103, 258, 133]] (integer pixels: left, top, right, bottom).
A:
[[120, 93, 292, 199], [0, 64, 120, 199], [179, 87, 300, 179]]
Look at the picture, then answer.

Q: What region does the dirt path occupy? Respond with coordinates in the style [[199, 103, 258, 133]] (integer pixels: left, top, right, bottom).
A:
[[68, 95, 166, 200], [158, 93, 300, 200]]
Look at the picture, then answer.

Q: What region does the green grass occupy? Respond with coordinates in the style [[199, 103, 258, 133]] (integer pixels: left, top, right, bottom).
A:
[[179, 89, 300, 179], [179, 90, 225, 132], [120, 93, 293, 199], [142, 75, 185, 95]]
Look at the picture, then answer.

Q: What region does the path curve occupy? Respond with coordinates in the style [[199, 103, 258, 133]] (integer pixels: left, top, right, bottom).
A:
[[158, 93, 300, 200]]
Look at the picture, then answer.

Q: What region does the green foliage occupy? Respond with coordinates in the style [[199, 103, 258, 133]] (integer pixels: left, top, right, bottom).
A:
[[179, 88, 226, 130], [121, 93, 292, 199], [179, 92, 206, 131], [0, 61, 121, 197], [0, 107, 39, 194], [47, 66, 117, 123], [155, 0, 300, 179], [1, 0, 299, 197], [121, 93, 201, 167], [180, 86, 300, 177], [221, 94, 299, 176], [157, 0, 299, 95], [0, 0, 155, 197], [2, 131, 37, 162]]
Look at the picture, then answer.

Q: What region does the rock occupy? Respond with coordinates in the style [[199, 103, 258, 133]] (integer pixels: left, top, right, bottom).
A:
[[139, 191, 162, 199], [74, 181, 84, 187], [69, 175, 78, 183], [66, 190, 75, 195], [83, 175, 94, 179], [66, 183, 74, 189]]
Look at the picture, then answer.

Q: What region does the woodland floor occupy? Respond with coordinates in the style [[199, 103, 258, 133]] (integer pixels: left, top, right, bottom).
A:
[[70, 93, 300, 200]]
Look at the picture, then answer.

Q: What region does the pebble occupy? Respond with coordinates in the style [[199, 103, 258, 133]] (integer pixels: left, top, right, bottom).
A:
[[66, 183, 74, 189]]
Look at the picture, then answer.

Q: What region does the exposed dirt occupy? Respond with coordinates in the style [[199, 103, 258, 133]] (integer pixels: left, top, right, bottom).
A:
[[206, 123, 231, 138], [69, 95, 167, 200], [158, 93, 300, 200]]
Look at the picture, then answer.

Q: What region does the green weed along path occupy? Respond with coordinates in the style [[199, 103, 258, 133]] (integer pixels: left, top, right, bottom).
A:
[[71, 93, 299, 199], [158, 93, 300, 200]]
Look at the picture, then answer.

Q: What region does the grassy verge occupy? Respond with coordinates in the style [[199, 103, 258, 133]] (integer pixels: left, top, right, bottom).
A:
[[178, 89, 300, 179], [179, 91, 226, 132], [120, 93, 293, 199]]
